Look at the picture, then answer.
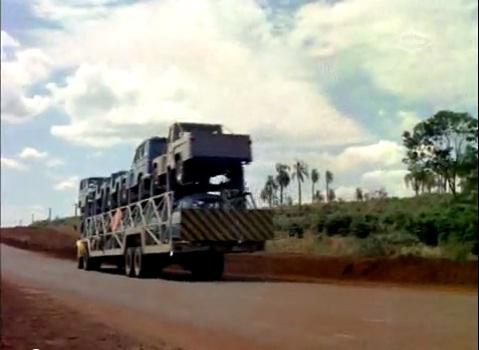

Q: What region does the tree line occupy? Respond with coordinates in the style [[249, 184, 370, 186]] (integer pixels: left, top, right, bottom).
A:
[[402, 110, 477, 197], [260, 110, 477, 208], [260, 162, 336, 208]]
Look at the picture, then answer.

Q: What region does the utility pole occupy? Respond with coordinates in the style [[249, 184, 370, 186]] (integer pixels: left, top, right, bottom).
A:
[[74, 203, 78, 217], [31, 213, 34, 224], [48, 208, 52, 221]]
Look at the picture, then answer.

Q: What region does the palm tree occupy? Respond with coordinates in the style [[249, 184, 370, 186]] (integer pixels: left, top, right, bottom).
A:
[[275, 163, 290, 207], [325, 170, 334, 202], [355, 187, 363, 201], [314, 190, 324, 203], [327, 188, 336, 202], [292, 160, 308, 208], [311, 168, 319, 203], [260, 175, 278, 208]]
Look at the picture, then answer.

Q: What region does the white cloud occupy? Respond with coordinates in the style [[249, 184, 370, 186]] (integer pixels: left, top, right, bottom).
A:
[[53, 176, 79, 191], [327, 169, 413, 200], [1, 32, 52, 123], [243, 139, 408, 203], [37, 0, 368, 148], [398, 110, 422, 132], [331, 140, 404, 172], [35, 0, 476, 150], [335, 185, 358, 201], [32, 0, 124, 21], [1, 31, 20, 59], [289, 0, 478, 110], [86, 151, 104, 159], [18, 147, 48, 159], [361, 169, 411, 197], [1, 157, 27, 171], [45, 157, 65, 168], [258, 140, 404, 174], [1, 31, 20, 47]]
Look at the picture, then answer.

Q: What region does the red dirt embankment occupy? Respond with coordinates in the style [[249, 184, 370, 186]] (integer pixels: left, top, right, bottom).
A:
[[1, 227, 477, 288], [226, 253, 478, 287], [0, 226, 77, 259]]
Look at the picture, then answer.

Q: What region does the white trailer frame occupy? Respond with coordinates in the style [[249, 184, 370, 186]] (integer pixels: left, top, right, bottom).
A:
[[82, 192, 176, 258]]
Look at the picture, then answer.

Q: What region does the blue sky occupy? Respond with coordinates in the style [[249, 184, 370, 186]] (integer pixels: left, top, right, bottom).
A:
[[1, 0, 477, 226]]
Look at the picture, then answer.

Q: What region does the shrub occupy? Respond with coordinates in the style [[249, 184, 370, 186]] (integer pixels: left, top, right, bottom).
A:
[[313, 212, 328, 234], [381, 213, 395, 227], [364, 214, 380, 227], [288, 222, 304, 238], [350, 217, 372, 239], [442, 241, 476, 262], [324, 213, 352, 236], [358, 236, 387, 257], [273, 215, 308, 233], [377, 232, 420, 247], [406, 215, 439, 246]]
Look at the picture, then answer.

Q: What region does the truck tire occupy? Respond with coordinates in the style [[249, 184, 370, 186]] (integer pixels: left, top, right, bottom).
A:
[[125, 247, 135, 277], [83, 252, 99, 271], [77, 256, 84, 269], [133, 247, 147, 278]]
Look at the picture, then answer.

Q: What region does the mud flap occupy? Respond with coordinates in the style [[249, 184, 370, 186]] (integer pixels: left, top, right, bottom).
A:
[[76, 240, 86, 258]]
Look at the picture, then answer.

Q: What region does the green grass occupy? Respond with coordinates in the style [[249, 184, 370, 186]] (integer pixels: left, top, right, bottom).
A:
[[270, 193, 478, 260]]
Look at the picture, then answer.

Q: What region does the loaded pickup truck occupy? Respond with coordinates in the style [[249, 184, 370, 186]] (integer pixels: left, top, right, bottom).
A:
[[152, 123, 251, 195], [128, 136, 167, 201]]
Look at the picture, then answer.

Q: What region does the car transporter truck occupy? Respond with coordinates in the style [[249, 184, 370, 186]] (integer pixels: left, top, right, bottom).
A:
[[76, 122, 274, 280]]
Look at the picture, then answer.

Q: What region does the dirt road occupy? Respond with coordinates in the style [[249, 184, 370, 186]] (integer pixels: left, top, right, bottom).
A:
[[1, 244, 477, 350]]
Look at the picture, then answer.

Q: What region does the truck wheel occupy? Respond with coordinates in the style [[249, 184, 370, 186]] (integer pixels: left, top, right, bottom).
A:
[[83, 252, 98, 271], [133, 247, 147, 278], [125, 247, 135, 277], [77, 256, 84, 269]]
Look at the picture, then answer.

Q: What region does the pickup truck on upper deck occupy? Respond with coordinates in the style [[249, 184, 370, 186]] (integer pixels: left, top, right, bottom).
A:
[[151, 123, 251, 199]]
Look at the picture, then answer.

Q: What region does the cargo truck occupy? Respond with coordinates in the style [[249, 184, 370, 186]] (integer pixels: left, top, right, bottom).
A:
[[76, 122, 273, 280]]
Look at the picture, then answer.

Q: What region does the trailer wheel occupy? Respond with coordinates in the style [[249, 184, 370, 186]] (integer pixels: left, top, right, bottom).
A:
[[83, 252, 99, 271], [77, 256, 84, 269], [133, 247, 147, 278], [125, 247, 135, 277]]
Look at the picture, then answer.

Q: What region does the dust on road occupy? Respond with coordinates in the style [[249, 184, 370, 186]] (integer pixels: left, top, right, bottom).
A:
[[1, 244, 477, 350]]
